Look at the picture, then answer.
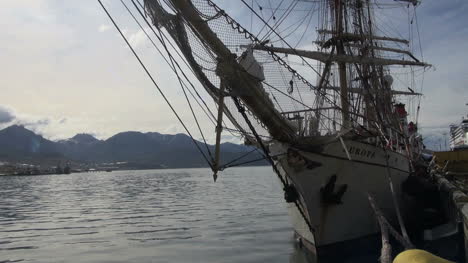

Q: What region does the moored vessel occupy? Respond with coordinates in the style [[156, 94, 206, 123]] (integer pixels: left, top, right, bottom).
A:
[[97, 0, 431, 258], [434, 105, 468, 174]]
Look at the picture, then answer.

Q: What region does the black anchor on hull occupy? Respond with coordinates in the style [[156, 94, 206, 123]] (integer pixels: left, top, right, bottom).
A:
[[320, 174, 347, 205]]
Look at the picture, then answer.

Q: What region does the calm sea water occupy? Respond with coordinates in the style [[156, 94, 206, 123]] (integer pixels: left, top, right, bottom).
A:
[[0, 166, 312, 263]]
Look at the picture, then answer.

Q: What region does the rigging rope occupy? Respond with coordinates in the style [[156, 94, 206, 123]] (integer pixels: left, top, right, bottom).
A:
[[134, 0, 219, 126], [413, 5, 425, 125], [163, 0, 343, 135], [239, 0, 321, 80], [232, 96, 315, 234], [293, 5, 315, 48], [133, 0, 215, 161], [218, 148, 269, 170], [97, 0, 213, 169], [121, 0, 215, 162], [237, 0, 367, 129], [261, 0, 296, 42], [257, 0, 286, 40], [134, 0, 265, 166], [268, 5, 316, 45]]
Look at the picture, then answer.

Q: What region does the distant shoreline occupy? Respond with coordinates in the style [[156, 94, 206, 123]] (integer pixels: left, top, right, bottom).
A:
[[0, 164, 269, 177]]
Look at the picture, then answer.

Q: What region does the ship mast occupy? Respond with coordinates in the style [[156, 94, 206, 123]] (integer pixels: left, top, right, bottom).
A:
[[355, 0, 373, 128], [334, 0, 350, 129], [141, 0, 428, 144]]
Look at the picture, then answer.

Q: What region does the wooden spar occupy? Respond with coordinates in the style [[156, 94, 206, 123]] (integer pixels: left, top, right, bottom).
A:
[[170, 0, 296, 142], [250, 45, 431, 67], [367, 193, 414, 250], [317, 29, 410, 45], [385, 154, 411, 243], [394, 0, 419, 5], [212, 82, 226, 182], [323, 86, 422, 96], [302, 0, 419, 7], [352, 44, 420, 62], [280, 107, 338, 115], [315, 42, 421, 62], [368, 194, 392, 263]]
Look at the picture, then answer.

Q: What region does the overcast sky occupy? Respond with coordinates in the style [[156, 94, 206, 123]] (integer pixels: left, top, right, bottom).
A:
[[1, 0, 467, 149]]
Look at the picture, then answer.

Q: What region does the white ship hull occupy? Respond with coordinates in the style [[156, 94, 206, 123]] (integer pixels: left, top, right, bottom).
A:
[[269, 138, 410, 254]]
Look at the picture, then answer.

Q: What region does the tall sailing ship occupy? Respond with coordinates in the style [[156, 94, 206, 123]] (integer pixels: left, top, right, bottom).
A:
[[99, 0, 430, 257]]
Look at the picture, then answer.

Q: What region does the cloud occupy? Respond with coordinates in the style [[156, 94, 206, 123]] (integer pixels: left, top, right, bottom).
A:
[[128, 29, 147, 48], [0, 105, 55, 131], [220, 134, 242, 144], [0, 105, 15, 124], [7, 111, 51, 133], [14, 115, 74, 140], [98, 24, 111, 32], [163, 124, 180, 134], [422, 127, 450, 151], [19, 118, 50, 128], [0, 0, 466, 147], [0, 105, 73, 139]]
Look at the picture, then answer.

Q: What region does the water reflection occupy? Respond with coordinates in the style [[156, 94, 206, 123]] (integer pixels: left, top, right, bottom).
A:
[[0, 167, 315, 263]]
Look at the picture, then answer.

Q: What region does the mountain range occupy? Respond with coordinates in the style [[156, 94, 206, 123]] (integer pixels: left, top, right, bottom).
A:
[[0, 125, 266, 169]]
